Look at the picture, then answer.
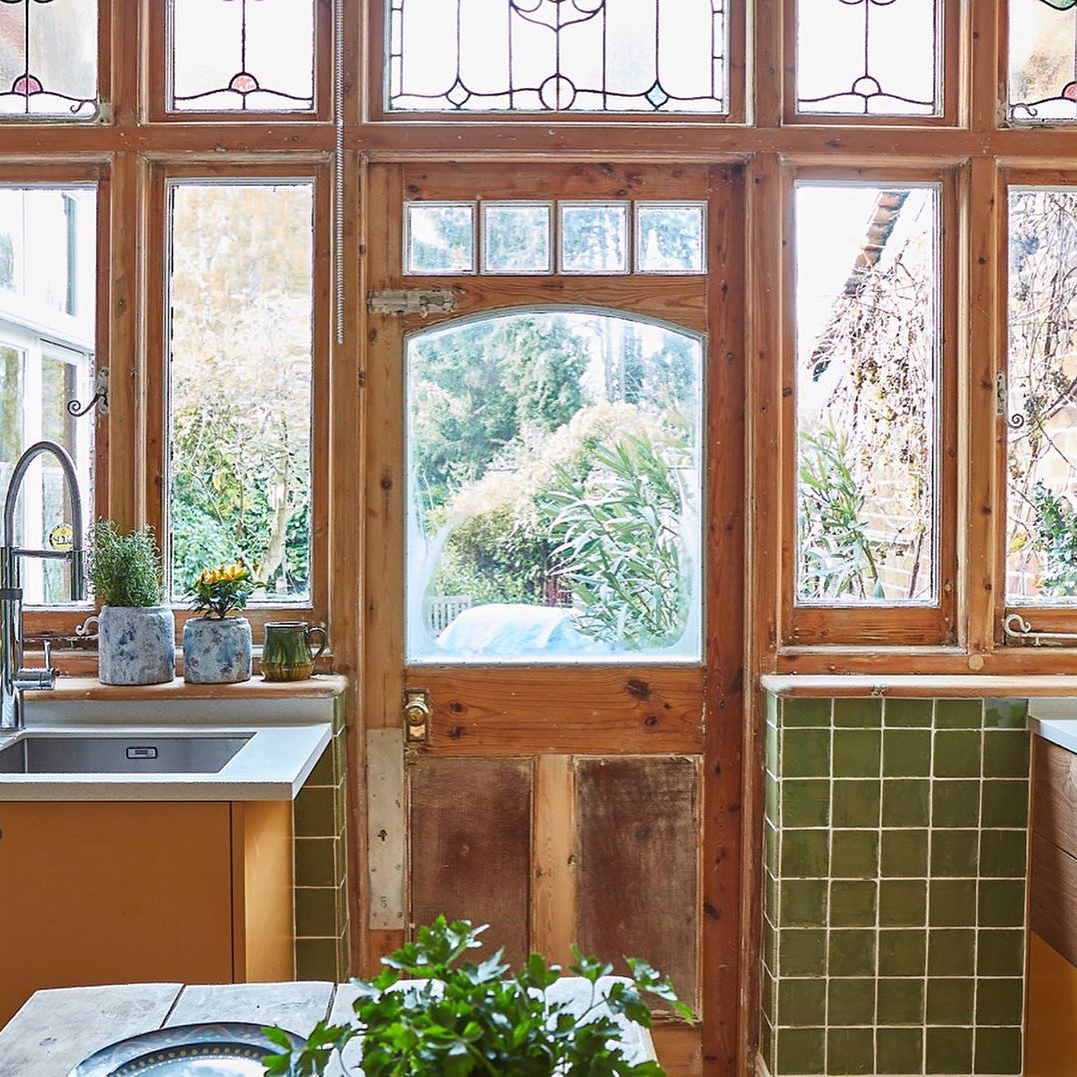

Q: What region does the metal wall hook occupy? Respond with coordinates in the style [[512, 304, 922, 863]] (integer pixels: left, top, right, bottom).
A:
[[67, 367, 109, 418]]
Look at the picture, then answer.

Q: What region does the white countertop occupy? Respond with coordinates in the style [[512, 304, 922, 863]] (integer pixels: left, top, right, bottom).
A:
[[0, 695, 333, 802], [1028, 698, 1077, 757]]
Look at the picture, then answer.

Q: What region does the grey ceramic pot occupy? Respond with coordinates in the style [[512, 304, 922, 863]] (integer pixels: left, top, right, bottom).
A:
[[98, 605, 176, 686], [182, 616, 252, 684]]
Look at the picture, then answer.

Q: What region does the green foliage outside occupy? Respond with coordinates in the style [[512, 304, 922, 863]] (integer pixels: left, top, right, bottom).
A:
[[264, 916, 690, 1077], [88, 522, 163, 608], [1031, 484, 1077, 596]]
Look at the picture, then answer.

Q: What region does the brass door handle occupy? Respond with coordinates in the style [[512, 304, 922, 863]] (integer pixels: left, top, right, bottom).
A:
[[404, 689, 432, 743]]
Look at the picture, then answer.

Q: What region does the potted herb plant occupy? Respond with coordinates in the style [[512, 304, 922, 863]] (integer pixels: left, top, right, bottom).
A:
[[89, 522, 174, 686], [183, 562, 257, 684], [265, 917, 691, 1076]]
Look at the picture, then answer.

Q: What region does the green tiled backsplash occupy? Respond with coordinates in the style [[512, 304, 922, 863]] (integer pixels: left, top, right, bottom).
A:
[[761, 696, 1031, 1076], [294, 694, 350, 981]]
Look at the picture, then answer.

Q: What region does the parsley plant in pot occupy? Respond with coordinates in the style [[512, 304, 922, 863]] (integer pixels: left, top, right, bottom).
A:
[[182, 562, 257, 684], [89, 523, 174, 686], [265, 916, 691, 1076]]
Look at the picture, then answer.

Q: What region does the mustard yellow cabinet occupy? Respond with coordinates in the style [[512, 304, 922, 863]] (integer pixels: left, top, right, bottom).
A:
[[0, 799, 293, 1027]]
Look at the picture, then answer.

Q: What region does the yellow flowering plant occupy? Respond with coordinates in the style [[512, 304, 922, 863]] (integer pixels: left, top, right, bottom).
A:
[[187, 561, 258, 620]]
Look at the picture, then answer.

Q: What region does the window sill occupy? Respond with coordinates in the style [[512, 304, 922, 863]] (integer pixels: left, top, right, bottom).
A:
[[761, 672, 1077, 698]]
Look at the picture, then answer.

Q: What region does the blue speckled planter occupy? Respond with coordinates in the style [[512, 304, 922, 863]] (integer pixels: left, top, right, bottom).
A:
[[98, 606, 176, 686], [182, 616, 252, 684]]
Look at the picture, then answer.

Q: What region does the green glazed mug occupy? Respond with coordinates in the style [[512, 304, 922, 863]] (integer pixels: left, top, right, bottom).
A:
[[262, 621, 328, 682]]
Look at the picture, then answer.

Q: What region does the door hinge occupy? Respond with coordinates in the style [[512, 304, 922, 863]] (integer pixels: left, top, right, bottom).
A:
[[368, 289, 458, 317], [403, 689, 432, 744], [995, 371, 1007, 420]]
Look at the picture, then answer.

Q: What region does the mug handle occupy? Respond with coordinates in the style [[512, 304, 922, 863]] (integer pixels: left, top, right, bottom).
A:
[[307, 624, 329, 664]]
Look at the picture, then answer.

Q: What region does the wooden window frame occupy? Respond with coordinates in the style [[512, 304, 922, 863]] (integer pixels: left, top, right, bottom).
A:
[[779, 163, 960, 647], [781, 0, 965, 128], [144, 0, 334, 124], [144, 160, 331, 639]]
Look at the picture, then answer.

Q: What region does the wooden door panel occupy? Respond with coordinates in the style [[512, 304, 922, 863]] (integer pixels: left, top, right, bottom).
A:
[[409, 755, 532, 966]]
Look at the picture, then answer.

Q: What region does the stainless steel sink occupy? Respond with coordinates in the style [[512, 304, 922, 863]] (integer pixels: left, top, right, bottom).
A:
[[0, 735, 252, 775]]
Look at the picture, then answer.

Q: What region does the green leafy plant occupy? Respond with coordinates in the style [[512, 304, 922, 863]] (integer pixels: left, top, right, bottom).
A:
[[87, 522, 163, 608], [1031, 484, 1077, 596], [263, 917, 691, 1076], [186, 560, 258, 619]]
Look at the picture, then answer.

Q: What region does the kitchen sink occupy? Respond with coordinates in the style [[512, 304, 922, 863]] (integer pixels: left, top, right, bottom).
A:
[[0, 734, 252, 775]]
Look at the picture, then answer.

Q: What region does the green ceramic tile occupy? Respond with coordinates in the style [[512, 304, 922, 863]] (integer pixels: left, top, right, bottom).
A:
[[876, 1027, 923, 1075], [879, 879, 927, 927], [306, 745, 334, 787], [926, 1026, 973, 1075], [828, 978, 875, 1026], [776, 1028, 825, 1075], [876, 977, 924, 1024], [296, 937, 338, 980], [762, 918, 778, 972], [935, 699, 983, 728], [782, 829, 829, 878], [931, 779, 981, 827], [766, 872, 779, 920], [983, 729, 1030, 778], [928, 879, 977, 927], [832, 830, 879, 878], [883, 729, 932, 777], [782, 779, 830, 827], [335, 779, 347, 836], [880, 829, 928, 877], [295, 837, 338, 887], [877, 928, 927, 977], [779, 928, 827, 976], [766, 772, 780, 825], [829, 880, 877, 927], [928, 928, 975, 975], [778, 978, 827, 1026], [295, 886, 340, 937], [833, 697, 882, 728], [833, 779, 881, 827], [930, 829, 979, 877], [978, 879, 1026, 927], [885, 698, 934, 727], [926, 977, 974, 1025], [295, 785, 337, 837], [760, 1016, 774, 1074], [976, 978, 1024, 1026], [973, 1027, 1023, 1075], [764, 821, 778, 876], [833, 729, 881, 777], [761, 969, 775, 1024], [332, 694, 346, 734], [933, 730, 982, 778], [766, 691, 779, 725], [783, 697, 832, 728], [981, 779, 1029, 828], [979, 829, 1027, 878], [766, 719, 779, 775], [784, 728, 831, 777], [781, 879, 828, 926], [826, 1027, 874, 1075], [984, 698, 1029, 729], [977, 928, 1026, 976], [881, 778, 929, 826], [828, 929, 877, 976], [336, 925, 351, 980], [333, 728, 347, 778]]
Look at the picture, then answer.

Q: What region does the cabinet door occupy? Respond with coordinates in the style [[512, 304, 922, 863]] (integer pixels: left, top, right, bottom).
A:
[[0, 801, 234, 1025]]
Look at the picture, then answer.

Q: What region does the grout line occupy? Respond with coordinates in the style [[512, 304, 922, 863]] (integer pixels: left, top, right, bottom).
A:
[[822, 697, 834, 1074], [921, 698, 937, 1076], [970, 699, 986, 1070]]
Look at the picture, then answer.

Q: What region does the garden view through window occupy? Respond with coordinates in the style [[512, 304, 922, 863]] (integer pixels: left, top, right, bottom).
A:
[[406, 310, 703, 662], [795, 183, 940, 605], [1009, 0, 1077, 123], [167, 180, 314, 604]]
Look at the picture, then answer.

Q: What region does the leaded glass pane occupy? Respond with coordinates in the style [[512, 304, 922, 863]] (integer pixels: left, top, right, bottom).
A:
[[795, 0, 942, 117], [170, 0, 316, 113], [0, 0, 98, 119], [387, 0, 728, 114], [1009, 0, 1077, 123]]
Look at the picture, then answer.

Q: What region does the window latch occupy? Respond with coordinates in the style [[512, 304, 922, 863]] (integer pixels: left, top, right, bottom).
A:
[[66, 367, 109, 418], [995, 371, 1006, 420]]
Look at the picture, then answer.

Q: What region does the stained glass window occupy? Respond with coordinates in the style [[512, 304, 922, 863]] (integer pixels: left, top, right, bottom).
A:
[[1009, 0, 1077, 123], [0, 1, 98, 119], [795, 0, 942, 117], [169, 0, 315, 113], [387, 0, 728, 114]]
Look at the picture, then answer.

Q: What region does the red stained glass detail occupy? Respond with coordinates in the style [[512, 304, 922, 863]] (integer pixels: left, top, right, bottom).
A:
[[229, 72, 259, 94], [12, 75, 43, 96]]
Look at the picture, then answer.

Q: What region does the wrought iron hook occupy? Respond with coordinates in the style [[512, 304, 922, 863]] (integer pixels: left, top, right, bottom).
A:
[[66, 367, 109, 419]]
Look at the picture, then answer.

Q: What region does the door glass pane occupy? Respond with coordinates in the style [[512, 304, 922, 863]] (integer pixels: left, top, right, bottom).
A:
[[406, 204, 476, 274], [0, 0, 98, 119], [1009, 0, 1077, 123], [795, 184, 940, 605], [560, 204, 629, 274], [406, 310, 703, 663], [795, 0, 942, 116], [388, 0, 728, 114], [482, 203, 552, 274], [170, 0, 316, 112], [1006, 188, 1077, 603], [167, 182, 314, 602], [636, 203, 707, 274]]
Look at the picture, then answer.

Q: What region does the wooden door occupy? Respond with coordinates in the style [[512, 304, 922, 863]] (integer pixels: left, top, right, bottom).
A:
[[363, 162, 745, 1074]]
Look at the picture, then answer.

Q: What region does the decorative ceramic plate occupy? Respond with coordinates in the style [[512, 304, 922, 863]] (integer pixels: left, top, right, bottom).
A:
[[69, 1023, 305, 1077]]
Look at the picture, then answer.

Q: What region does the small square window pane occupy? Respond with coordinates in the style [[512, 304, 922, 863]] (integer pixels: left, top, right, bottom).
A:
[[406, 203, 476, 274], [559, 203, 629, 274], [636, 203, 707, 274], [482, 202, 552, 274]]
